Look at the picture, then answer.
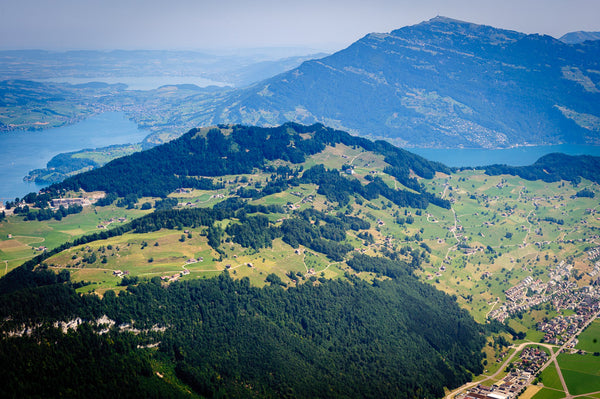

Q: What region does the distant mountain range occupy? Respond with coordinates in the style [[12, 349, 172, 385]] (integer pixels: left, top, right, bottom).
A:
[[559, 31, 600, 44], [0, 49, 327, 87], [192, 17, 600, 148]]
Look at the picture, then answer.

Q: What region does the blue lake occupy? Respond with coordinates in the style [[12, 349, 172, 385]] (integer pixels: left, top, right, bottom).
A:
[[0, 112, 148, 201]]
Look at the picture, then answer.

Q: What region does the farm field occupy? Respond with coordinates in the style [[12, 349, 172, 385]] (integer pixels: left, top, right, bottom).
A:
[[576, 319, 600, 353], [557, 353, 600, 395], [0, 205, 150, 276], [531, 387, 566, 399], [539, 363, 564, 391]]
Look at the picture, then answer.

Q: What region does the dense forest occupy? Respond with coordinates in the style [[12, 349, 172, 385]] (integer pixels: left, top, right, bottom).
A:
[[0, 261, 484, 398], [482, 153, 600, 184], [0, 189, 487, 397], [48, 123, 450, 199]]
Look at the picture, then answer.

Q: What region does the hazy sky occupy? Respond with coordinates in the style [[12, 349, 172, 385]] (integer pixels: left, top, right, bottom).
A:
[[2, 0, 600, 52]]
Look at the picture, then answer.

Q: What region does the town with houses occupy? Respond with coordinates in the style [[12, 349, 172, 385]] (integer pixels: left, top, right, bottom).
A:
[[453, 246, 600, 399], [460, 346, 548, 399]]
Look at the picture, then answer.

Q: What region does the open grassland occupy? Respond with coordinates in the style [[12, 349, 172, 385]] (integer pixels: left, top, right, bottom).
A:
[[44, 219, 347, 291], [531, 387, 566, 399], [0, 204, 150, 276], [576, 319, 600, 353], [557, 353, 600, 395], [46, 229, 220, 291], [539, 363, 564, 390]]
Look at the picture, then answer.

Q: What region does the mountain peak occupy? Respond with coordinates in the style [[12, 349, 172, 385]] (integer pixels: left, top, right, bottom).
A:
[[559, 31, 600, 44], [388, 16, 525, 48], [426, 15, 470, 24]]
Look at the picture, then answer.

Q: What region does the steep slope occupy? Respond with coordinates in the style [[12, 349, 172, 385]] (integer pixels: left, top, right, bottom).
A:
[[201, 17, 600, 148]]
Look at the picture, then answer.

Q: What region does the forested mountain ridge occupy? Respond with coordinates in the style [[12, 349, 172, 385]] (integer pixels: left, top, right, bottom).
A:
[[197, 17, 600, 148], [52, 122, 451, 202], [483, 152, 600, 183]]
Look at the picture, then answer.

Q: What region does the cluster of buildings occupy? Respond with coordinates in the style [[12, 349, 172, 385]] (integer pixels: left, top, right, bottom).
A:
[[538, 286, 600, 345], [548, 261, 572, 282], [97, 217, 127, 229], [50, 197, 91, 208], [489, 277, 579, 322], [300, 195, 314, 205], [460, 347, 548, 399], [460, 375, 528, 399], [512, 347, 549, 374], [488, 257, 598, 323], [537, 314, 584, 345], [504, 276, 534, 302], [160, 268, 190, 282], [587, 246, 600, 261]]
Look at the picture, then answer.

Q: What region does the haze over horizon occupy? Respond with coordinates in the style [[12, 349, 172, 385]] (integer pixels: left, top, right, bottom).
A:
[[2, 0, 600, 52]]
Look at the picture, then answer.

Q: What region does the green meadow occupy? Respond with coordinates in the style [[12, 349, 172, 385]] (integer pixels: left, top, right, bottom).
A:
[[576, 319, 600, 353], [531, 388, 566, 399], [557, 353, 600, 395]]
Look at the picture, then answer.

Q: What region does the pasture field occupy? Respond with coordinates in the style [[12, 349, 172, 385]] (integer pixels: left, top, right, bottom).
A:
[[557, 353, 600, 395], [531, 388, 566, 399], [539, 363, 564, 391], [576, 319, 600, 353], [44, 218, 346, 290], [0, 204, 149, 276]]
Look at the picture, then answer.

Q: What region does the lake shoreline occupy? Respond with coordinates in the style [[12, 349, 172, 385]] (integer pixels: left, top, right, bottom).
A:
[[0, 112, 149, 201]]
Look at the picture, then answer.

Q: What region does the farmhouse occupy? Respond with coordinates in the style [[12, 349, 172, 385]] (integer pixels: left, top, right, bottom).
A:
[[51, 198, 91, 208]]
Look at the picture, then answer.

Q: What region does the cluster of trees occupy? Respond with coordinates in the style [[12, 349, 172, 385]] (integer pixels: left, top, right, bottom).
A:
[[280, 217, 353, 261], [223, 208, 368, 261], [542, 216, 564, 225], [302, 164, 450, 209], [0, 265, 485, 398], [575, 188, 596, 198], [483, 153, 600, 184], [12, 203, 83, 221], [226, 214, 279, 250]]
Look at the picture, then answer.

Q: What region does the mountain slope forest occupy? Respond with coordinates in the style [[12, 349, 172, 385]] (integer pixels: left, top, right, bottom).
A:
[[0, 123, 491, 398]]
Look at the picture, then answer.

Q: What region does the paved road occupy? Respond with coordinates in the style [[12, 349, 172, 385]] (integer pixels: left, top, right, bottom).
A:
[[535, 309, 600, 399]]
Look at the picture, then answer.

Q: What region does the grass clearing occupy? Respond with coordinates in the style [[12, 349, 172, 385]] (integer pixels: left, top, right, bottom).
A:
[[557, 353, 600, 395], [531, 388, 566, 399], [539, 363, 563, 390], [576, 319, 600, 353]]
